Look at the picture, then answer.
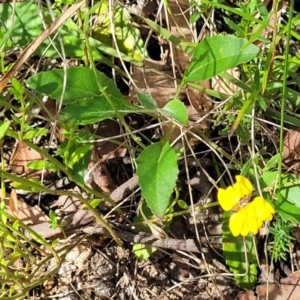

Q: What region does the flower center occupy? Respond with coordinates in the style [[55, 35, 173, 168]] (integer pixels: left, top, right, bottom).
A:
[[239, 196, 248, 208], [232, 195, 250, 212]]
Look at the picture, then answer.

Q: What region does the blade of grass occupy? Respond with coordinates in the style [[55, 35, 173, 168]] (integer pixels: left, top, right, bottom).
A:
[[277, 0, 295, 194]]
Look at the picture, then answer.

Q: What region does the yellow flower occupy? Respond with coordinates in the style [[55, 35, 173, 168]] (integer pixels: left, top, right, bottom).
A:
[[218, 175, 275, 237]]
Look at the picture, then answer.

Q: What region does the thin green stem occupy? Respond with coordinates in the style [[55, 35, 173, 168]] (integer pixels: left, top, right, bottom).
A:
[[19, 87, 26, 140], [0, 169, 123, 246], [277, 0, 294, 199], [83, 7, 145, 149]]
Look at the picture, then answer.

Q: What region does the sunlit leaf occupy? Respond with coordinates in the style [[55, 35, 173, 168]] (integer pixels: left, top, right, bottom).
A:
[[26, 67, 139, 125], [136, 140, 178, 218], [160, 99, 188, 125], [222, 212, 258, 289], [184, 35, 259, 82]]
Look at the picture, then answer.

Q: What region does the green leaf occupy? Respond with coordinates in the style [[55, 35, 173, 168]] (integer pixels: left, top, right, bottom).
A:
[[286, 87, 300, 108], [261, 171, 300, 206], [11, 178, 46, 192], [0, 121, 10, 140], [160, 99, 188, 125], [257, 2, 268, 17], [92, 1, 146, 61], [133, 243, 156, 260], [184, 35, 259, 82], [27, 160, 58, 172], [61, 97, 139, 125], [259, 171, 300, 223], [275, 200, 300, 224], [83, 199, 102, 209], [223, 17, 243, 36], [137, 93, 157, 110], [23, 127, 49, 139], [190, 12, 201, 24], [49, 210, 58, 230], [26, 67, 104, 103], [26, 67, 139, 125], [0, 1, 95, 58], [263, 153, 282, 171], [136, 140, 178, 218], [177, 200, 188, 209], [222, 212, 258, 289], [257, 95, 267, 111], [66, 143, 93, 185]]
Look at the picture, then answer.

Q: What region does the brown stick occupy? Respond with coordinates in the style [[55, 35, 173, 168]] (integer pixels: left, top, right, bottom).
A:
[[28, 175, 139, 239]]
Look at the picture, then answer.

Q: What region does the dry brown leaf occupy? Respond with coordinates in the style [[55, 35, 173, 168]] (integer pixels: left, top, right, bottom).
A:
[[129, 0, 213, 145], [9, 141, 44, 178], [5, 193, 49, 225], [223, 296, 235, 300], [292, 227, 300, 243], [95, 119, 127, 159], [211, 68, 241, 96], [89, 148, 116, 194], [162, 0, 195, 72], [64, 245, 91, 270], [256, 270, 300, 300], [283, 128, 300, 163], [236, 290, 257, 300], [163, 0, 212, 119], [129, 59, 177, 108], [53, 186, 82, 213], [9, 189, 19, 215]]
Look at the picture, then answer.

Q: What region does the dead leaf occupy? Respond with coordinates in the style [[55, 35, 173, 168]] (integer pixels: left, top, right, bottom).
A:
[[128, 59, 178, 108], [65, 245, 91, 270], [162, 0, 212, 121], [129, 0, 213, 144], [95, 119, 127, 159], [89, 148, 116, 194], [162, 0, 195, 72], [236, 290, 256, 300], [173, 253, 191, 279], [292, 227, 300, 243], [9, 141, 44, 178], [283, 128, 300, 163], [211, 68, 241, 96], [9, 189, 19, 215], [52, 186, 83, 213], [5, 193, 49, 225], [256, 270, 300, 300], [186, 82, 212, 114]]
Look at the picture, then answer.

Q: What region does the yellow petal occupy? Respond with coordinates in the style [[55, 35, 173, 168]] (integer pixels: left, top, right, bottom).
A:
[[240, 210, 253, 236], [234, 175, 253, 198], [264, 200, 275, 214], [245, 207, 260, 235], [229, 211, 246, 236], [217, 186, 240, 211], [251, 197, 275, 222]]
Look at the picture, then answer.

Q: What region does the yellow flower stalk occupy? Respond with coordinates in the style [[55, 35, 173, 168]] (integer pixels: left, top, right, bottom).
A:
[[218, 175, 275, 237]]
